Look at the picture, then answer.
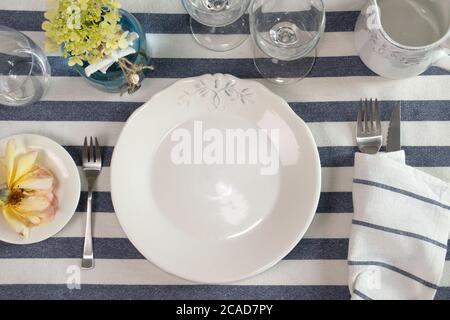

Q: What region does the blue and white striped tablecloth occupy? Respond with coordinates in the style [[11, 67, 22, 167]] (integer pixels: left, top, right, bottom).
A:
[[0, 0, 449, 300]]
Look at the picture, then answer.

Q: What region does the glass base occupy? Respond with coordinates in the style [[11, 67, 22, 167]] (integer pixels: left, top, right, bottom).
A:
[[253, 45, 316, 85], [190, 16, 249, 52]]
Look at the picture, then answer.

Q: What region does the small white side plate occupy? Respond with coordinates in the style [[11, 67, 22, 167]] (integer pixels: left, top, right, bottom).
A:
[[0, 134, 80, 244]]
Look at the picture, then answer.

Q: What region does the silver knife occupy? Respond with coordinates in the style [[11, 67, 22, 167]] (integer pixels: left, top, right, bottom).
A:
[[386, 102, 401, 152]]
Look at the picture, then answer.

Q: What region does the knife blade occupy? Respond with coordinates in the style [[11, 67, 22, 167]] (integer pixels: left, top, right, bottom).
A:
[[386, 102, 401, 152]]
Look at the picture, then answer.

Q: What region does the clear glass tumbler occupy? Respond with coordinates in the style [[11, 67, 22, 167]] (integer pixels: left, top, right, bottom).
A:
[[0, 25, 51, 106], [182, 0, 251, 52], [250, 0, 325, 84]]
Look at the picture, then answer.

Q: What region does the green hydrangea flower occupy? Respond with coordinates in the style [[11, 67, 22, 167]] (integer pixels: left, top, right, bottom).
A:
[[42, 0, 126, 66]]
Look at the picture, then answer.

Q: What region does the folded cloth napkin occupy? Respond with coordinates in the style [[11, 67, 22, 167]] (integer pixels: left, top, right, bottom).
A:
[[348, 151, 450, 300]]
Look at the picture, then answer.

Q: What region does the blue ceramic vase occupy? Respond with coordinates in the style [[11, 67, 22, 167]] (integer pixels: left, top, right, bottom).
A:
[[72, 9, 150, 93]]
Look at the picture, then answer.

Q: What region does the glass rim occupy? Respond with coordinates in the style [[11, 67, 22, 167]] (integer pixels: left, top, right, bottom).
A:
[[186, 0, 248, 13], [0, 25, 35, 94], [250, 0, 326, 49]]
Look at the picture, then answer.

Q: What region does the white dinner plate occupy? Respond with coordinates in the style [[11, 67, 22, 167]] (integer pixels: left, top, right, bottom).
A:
[[0, 134, 80, 244], [111, 74, 321, 283]]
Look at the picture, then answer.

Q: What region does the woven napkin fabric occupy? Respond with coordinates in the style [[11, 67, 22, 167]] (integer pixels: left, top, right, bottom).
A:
[[348, 151, 450, 300]]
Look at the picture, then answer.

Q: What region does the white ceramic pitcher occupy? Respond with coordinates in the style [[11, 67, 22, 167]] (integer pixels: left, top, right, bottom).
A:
[[355, 0, 450, 79]]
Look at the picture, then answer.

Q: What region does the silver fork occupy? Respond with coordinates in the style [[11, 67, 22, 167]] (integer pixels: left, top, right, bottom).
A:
[[356, 98, 382, 154], [81, 137, 102, 269]]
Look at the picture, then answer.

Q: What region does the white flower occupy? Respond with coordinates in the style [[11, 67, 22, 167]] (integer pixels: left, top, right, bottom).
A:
[[0, 140, 58, 238]]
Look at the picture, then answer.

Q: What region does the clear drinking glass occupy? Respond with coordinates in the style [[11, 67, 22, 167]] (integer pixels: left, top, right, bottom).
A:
[[250, 0, 325, 85], [182, 0, 251, 52], [0, 25, 51, 106]]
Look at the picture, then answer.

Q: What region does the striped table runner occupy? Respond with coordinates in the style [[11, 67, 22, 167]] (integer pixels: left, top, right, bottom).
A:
[[0, 0, 449, 299]]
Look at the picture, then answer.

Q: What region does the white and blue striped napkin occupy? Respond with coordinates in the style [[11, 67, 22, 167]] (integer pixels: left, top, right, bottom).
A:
[[348, 151, 450, 300]]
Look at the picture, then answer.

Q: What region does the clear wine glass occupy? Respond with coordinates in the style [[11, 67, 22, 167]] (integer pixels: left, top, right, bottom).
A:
[[0, 25, 51, 106], [250, 0, 325, 85], [182, 0, 251, 52]]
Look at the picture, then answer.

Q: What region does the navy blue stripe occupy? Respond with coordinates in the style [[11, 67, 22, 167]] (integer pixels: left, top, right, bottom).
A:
[[144, 56, 374, 78], [0, 101, 142, 122], [353, 289, 373, 300], [353, 179, 450, 211], [74, 188, 449, 216], [0, 238, 348, 259], [318, 192, 353, 213], [135, 11, 360, 33], [319, 146, 450, 167], [77, 192, 353, 214], [0, 10, 359, 33], [46, 56, 448, 78], [0, 238, 349, 259], [2, 284, 450, 300], [3, 48, 447, 79], [64, 146, 113, 167], [2, 237, 450, 260], [400, 147, 450, 167], [290, 100, 450, 122], [352, 219, 447, 249], [325, 11, 359, 32], [0, 100, 449, 122], [348, 260, 439, 290], [76, 192, 114, 213], [0, 238, 142, 259], [49, 56, 376, 78], [285, 239, 349, 260], [75, 191, 352, 214], [62, 146, 450, 168], [0, 284, 350, 300], [135, 13, 249, 34]]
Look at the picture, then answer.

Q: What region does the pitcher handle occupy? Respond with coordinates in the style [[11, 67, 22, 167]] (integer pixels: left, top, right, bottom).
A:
[[432, 48, 450, 72]]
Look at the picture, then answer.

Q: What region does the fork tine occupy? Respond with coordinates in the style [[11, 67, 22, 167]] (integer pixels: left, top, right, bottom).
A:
[[374, 98, 381, 132], [357, 99, 363, 134], [363, 98, 368, 132], [89, 136, 94, 162], [95, 137, 102, 165], [82, 137, 88, 164], [370, 98, 375, 131], [356, 98, 382, 154]]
